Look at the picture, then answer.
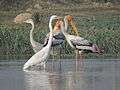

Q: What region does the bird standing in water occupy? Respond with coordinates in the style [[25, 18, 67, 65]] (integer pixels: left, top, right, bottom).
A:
[[64, 15, 80, 58], [23, 15, 61, 70], [61, 16, 101, 59]]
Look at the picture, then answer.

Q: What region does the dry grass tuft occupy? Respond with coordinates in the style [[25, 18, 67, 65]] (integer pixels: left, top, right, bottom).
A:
[[14, 13, 32, 24]]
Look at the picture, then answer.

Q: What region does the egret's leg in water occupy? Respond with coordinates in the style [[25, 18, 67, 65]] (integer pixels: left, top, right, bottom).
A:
[[43, 62, 46, 70]]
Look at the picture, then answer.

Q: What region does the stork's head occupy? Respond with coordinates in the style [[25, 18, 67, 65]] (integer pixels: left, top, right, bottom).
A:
[[49, 15, 62, 32], [65, 15, 79, 36], [53, 19, 63, 32], [66, 15, 73, 22]]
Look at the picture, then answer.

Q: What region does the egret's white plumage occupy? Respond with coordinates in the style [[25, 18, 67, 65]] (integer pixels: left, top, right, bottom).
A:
[[14, 13, 42, 53], [29, 18, 64, 53], [23, 18, 64, 53], [26, 19, 43, 53], [23, 15, 59, 70]]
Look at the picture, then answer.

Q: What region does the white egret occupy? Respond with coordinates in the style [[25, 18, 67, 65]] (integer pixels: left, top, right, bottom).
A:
[[60, 17, 101, 59], [14, 13, 43, 53], [23, 19, 63, 53], [14, 13, 63, 53], [26, 19, 43, 53], [23, 15, 60, 70]]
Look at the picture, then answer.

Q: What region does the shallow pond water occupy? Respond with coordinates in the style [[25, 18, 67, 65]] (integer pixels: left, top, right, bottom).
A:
[[0, 59, 120, 90]]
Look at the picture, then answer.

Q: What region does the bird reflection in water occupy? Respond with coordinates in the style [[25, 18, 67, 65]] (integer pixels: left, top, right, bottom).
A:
[[23, 59, 85, 90]]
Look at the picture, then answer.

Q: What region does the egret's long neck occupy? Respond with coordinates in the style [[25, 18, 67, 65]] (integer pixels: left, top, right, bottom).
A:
[[30, 21, 35, 45], [47, 18, 53, 47]]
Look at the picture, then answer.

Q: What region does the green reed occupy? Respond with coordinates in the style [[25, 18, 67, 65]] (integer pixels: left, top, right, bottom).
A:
[[0, 14, 120, 59]]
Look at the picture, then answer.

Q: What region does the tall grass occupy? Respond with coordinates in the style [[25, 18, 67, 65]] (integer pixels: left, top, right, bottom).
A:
[[0, 14, 120, 59]]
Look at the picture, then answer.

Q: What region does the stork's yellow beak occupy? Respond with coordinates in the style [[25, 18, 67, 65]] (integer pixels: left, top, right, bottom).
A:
[[67, 15, 73, 22], [66, 15, 79, 36], [70, 20, 79, 36]]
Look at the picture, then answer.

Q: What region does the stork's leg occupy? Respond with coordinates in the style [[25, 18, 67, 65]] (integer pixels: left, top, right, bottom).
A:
[[51, 47, 54, 72], [75, 50, 79, 60], [78, 51, 84, 60], [75, 51, 79, 72], [78, 51, 84, 71], [59, 45, 62, 59], [57, 45, 62, 59], [75, 50, 84, 71]]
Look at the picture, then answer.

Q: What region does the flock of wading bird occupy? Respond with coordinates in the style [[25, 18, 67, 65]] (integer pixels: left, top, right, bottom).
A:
[[14, 13, 103, 70]]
